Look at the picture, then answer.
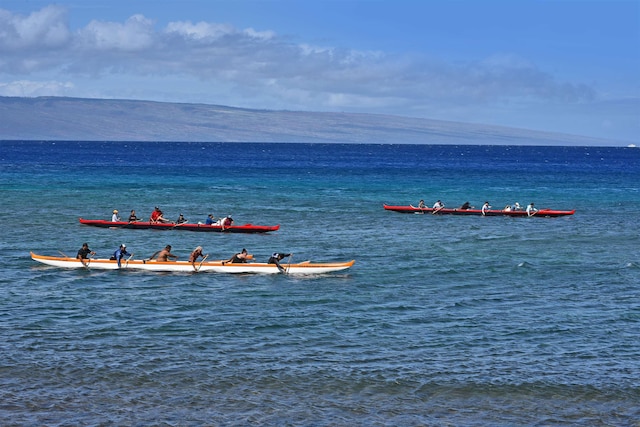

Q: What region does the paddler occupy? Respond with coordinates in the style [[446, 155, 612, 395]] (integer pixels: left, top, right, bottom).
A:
[[112, 243, 131, 267], [268, 252, 292, 273], [76, 242, 96, 260], [189, 246, 207, 263], [148, 245, 178, 262], [222, 248, 250, 265]]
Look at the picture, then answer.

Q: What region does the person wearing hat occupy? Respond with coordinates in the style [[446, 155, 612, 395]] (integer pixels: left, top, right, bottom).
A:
[[150, 207, 161, 223], [150, 207, 171, 224], [112, 244, 131, 267], [111, 209, 121, 222], [268, 252, 292, 273]]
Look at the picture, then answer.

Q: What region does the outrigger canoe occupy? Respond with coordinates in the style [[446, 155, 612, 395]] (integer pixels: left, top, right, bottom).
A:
[[383, 204, 575, 217], [30, 252, 355, 275], [79, 218, 279, 233]]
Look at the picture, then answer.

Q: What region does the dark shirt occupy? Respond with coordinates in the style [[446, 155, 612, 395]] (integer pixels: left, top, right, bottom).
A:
[[77, 247, 92, 259], [268, 253, 291, 264], [231, 253, 248, 263]]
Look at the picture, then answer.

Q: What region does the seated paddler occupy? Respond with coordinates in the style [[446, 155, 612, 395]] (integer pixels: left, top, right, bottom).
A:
[[222, 248, 251, 265]]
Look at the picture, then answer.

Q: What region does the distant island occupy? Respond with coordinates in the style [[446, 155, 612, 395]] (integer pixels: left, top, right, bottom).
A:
[[0, 96, 620, 146]]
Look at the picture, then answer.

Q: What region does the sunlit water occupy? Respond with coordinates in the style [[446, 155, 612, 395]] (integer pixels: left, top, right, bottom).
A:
[[1, 141, 639, 425]]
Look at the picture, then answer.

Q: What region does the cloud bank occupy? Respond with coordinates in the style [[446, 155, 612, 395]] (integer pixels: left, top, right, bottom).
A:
[[0, 5, 595, 108]]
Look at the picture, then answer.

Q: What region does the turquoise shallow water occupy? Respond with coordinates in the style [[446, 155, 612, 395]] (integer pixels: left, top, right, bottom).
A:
[[1, 141, 639, 425]]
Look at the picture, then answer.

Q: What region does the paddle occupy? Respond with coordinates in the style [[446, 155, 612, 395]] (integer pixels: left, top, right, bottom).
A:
[[285, 253, 294, 274], [172, 219, 190, 229], [80, 255, 94, 269], [58, 250, 69, 258], [194, 254, 209, 272], [411, 204, 426, 214], [431, 201, 445, 215], [124, 253, 134, 268]]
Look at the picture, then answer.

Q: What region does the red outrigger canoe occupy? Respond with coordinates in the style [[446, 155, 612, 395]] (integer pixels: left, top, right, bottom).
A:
[[79, 218, 280, 233], [383, 204, 575, 218]]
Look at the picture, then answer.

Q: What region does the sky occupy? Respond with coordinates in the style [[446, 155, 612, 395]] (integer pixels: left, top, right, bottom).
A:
[[0, 0, 638, 143]]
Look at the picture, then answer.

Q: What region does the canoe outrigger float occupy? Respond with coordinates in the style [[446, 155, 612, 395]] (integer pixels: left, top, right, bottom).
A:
[[383, 204, 575, 217], [79, 218, 279, 233], [30, 252, 355, 275]]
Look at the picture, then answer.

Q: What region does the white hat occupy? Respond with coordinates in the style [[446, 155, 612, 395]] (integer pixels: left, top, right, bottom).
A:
[[121, 244, 126, 248]]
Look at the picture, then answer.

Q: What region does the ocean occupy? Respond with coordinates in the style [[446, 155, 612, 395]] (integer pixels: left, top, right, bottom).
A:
[[0, 141, 639, 426]]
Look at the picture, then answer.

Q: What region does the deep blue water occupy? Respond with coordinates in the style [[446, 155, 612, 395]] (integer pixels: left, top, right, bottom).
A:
[[1, 141, 639, 426]]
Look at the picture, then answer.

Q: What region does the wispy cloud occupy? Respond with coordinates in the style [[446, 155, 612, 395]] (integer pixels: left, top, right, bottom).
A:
[[0, 79, 74, 96]]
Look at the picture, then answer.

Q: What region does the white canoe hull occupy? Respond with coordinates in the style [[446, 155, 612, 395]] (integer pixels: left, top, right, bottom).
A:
[[31, 253, 355, 275]]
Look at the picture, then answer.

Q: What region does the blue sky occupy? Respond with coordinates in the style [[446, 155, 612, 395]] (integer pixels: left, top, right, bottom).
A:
[[0, 0, 638, 142]]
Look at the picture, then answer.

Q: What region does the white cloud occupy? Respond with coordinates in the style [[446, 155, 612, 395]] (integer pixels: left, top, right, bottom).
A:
[[78, 14, 155, 51], [163, 20, 274, 41], [242, 27, 276, 40], [0, 79, 74, 96], [0, 5, 70, 49], [164, 20, 235, 40]]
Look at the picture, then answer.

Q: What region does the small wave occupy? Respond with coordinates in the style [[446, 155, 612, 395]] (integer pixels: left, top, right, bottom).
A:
[[516, 261, 534, 268]]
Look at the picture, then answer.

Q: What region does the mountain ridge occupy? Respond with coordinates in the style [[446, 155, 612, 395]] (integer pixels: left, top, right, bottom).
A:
[[0, 96, 618, 145]]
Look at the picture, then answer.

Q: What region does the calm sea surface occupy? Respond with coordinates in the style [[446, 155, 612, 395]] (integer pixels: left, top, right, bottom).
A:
[[1, 141, 639, 426]]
